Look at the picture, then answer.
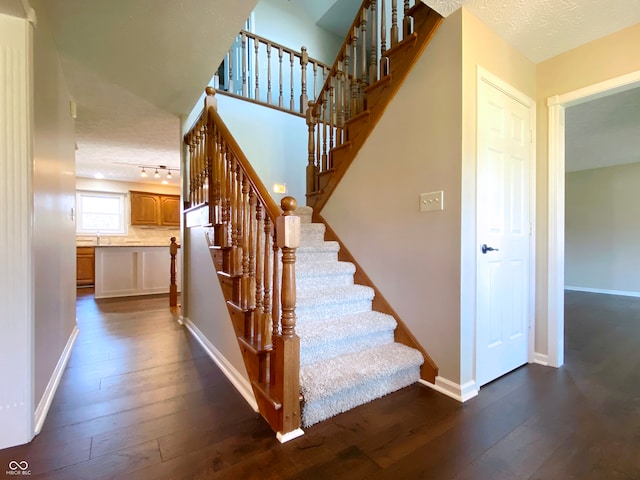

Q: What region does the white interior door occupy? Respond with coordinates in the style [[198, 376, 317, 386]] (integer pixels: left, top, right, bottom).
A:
[[476, 74, 533, 387]]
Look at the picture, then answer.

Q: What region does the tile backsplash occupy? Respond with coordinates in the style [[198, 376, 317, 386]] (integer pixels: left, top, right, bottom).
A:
[[77, 225, 180, 247]]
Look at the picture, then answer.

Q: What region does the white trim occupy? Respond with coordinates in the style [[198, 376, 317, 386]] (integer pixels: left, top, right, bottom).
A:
[[547, 103, 565, 368], [0, 15, 34, 450], [547, 70, 640, 370], [276, 428, 305, 443], [182, 317, 258, 412], [565, 286, 640, 298], [475, 66, 537, 384], [34, 326, 79, 434], [533, 353, 549, 366], [420, 376, 478, 403]]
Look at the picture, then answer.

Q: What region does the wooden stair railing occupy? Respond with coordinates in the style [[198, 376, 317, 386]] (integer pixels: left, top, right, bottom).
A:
[[215, 30, 331, 117], [304, 0, 443, 383], [184, 88, 302, 441], [306, 0, 443, 213]]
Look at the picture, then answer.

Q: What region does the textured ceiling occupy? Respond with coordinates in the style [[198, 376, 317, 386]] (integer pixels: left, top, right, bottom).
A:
[[566, 86, 640, 172], [425, 0, 640, 63], [32, 0, 640, 183], [37, 0, 258, 184]]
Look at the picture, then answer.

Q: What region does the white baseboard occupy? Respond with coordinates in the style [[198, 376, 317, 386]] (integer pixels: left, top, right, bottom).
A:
[[565, 286, 640, 298], [34, 325, 79, 435], [420, 376, 478, 402], [276, 428, 305, 443], [533, 352, 549, 366], [182, 317, 258, 412]]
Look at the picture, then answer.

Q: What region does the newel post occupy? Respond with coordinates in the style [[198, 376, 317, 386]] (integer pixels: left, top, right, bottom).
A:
[[273, 196, 302, 442], [169, 237, 179, 307]]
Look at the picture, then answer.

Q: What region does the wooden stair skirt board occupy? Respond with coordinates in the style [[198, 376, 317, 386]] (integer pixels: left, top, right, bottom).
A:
[[307, 4, 443, 213]]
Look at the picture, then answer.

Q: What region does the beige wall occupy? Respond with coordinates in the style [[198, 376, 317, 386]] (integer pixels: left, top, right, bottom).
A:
[[184, 226, 249, 382], [536, 22, 640, 354], [565, 162, 640, 295], [323, 10, 464, 382], [460, 9, 536, 385], [32, 0, 78, 404]]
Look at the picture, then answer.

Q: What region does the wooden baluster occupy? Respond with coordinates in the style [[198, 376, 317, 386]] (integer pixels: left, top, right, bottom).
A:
[[263, 215, 273, 348], [369, 0, 378, 84], [248, 190, 257, 313], [403, 0, 412, 37], [255, 202, 265, 347], [312, 62, 318, 101], [240, 171, 250, 304], [196, 131, 203, 205], [351, 26, 359, 116], [391, 0, 399, 46], [306, 101, 316, 194], [278, 47, 284, 108], [224, 143, 232, 248], [271, 229, 280, 341], [254, 39, 260, 100], [205, 120, 214, 210], [322, 97, 328, 172], [228, 48, 234, 93], [380, 0, 388, 77], [188, 140, 195, 206], [361, 9, 368, 89], [300, 47, 308, 114], [230, 157, 240, 277], [329, 80, 335, 166], [343, 47, 351, 121], [336, 67, 345, 129], [267, 43, 272, 104], [289, 51, 295, 111], [274, 196, 301, 435], [241, 31, 248, 97], [169, 237, 179, 307]]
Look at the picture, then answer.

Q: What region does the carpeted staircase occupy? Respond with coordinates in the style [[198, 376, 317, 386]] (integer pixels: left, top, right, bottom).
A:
[[294, 206, 423, 427]]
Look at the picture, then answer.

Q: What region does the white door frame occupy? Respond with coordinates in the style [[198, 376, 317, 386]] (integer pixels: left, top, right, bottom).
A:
[[546, 70, 640, 368], [476, 67, 537, 382]]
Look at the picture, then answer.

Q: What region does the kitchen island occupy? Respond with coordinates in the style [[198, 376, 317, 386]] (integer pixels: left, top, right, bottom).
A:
[[94, 245, 181, 299]]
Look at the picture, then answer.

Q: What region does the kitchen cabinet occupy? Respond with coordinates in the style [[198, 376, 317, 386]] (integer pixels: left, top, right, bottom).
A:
[[76, 246, 95, 286], [130, 191, 180, 226], [94, 246, 181, 299]]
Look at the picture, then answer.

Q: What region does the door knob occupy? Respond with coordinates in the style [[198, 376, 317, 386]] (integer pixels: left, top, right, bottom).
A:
[[481, 244, 499, 254]]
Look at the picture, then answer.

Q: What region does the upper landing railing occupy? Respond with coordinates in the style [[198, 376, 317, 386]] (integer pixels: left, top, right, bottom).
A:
[[214, 30, 331, 116]]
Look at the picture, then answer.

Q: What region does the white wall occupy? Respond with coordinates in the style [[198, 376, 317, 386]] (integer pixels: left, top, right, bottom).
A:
[[217, 94, 307, 205], [565, 162, 640, 296], [31, 0, 78, 414], [253, 0, 342, 65]]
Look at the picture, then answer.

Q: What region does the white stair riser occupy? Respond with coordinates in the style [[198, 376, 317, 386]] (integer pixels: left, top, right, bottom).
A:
[[301, 366, 420, 426], [296, 299, 372, 323], [300, 330, 395, 366], [297, 273, 354, 291], [297, 251, 339, 263]]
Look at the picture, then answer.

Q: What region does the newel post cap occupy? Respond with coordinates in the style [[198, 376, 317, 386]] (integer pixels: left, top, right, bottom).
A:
[[277, 197, 300, 248]]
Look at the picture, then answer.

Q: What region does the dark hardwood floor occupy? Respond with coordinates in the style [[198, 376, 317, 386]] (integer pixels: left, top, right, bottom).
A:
[[1, 289, 639, 479]]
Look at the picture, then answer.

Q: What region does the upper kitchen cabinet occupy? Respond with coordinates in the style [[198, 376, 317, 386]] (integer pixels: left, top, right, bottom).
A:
[[130, 191, 181, 226]]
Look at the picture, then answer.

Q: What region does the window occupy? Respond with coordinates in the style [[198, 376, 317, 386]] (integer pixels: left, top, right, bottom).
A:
[[76, 191, 127, 235]]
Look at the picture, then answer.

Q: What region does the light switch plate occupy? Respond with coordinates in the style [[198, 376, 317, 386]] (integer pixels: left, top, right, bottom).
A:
[[419, 191, 444, 212]]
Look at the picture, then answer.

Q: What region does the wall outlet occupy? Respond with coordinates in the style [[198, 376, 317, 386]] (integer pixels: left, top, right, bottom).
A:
[[419, 191, 444, 212]]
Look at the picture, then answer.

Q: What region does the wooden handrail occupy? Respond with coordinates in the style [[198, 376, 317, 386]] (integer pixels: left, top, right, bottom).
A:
[[307, 0, 419, 192], [184, 88, 301, 440]]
